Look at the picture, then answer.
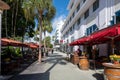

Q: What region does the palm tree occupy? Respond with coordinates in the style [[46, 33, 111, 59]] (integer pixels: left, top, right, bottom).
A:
[[42, 19, 53, 56], [22, 0, 56, 63]]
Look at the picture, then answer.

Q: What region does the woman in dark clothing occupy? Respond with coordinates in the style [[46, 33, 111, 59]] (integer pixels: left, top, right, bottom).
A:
[[77, 48, 82, 56], [52, 49, 54, 54]]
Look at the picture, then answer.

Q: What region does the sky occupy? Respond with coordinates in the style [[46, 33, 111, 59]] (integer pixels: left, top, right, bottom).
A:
[[30, 0, 69, 42], [46, 0, 69, 37]]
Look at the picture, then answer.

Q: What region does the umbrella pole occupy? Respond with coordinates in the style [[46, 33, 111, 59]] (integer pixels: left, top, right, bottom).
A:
[[111, 38, 115, 54], [92, 46, 96, 72]]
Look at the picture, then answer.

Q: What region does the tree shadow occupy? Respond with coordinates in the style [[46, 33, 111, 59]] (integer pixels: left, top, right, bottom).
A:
[[9, 72, 50, 80], [9, 56, 61, 80], [92, 73, 104, 80]]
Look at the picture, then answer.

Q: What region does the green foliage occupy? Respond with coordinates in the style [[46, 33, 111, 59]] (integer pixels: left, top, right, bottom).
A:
[[1, 46, 22, 58], [48, 44, 53, 48], [42, 36, 53, 48], [2, 0, 35, 40]]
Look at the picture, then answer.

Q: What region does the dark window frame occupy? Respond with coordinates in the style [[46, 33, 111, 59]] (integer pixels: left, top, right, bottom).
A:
[[86, 24, 98, 35], [83, 0, 86, 3], [77, 18, 81, 25], [93, 0, 99, 12], [77, 3, 80, 12], [84, 9, 89, 19]]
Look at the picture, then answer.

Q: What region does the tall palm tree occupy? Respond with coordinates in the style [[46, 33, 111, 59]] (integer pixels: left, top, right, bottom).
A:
[[42, 19, 53, 56], [22, 0, 56, 63]]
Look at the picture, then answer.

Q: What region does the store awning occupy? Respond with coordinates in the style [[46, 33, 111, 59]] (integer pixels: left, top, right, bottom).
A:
[[1, 38, 24, 47], [89, 23, 120, 44], [28, 43, 38, 49], [69, 36, 90, 46], [0, 0, 10, 10], [69, 24, 120, 46]]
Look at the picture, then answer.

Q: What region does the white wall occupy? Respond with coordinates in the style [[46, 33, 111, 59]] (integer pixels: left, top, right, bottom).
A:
[[63, 0, 120, 43]]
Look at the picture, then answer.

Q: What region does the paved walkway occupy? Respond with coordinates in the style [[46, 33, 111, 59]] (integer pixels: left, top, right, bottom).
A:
[[8, 51, 104, 80]]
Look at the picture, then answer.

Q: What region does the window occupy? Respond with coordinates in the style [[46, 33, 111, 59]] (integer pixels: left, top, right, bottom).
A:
[[77, 3, 80, 12], [93, 0, 99, 12], [70, 17, 71, 22], [84, 9, 89, 19], [70, 27, 72, 32], [86, 24, 98, 35], [116, 10, 120, 24], [72, 24, 75, 30], [73, 12, 75, 18], [71, 36, 74, 42], [77, 18, 81, 25], [116, 16, 120, 24], [71, 3, 73, 9], [83, 0, 86, 3]]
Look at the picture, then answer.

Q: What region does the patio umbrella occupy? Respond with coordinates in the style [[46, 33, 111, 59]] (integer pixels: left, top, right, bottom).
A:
[[89, 23, 120, 54], [27, 43, 39, 49], [0, 0, 10, 10], [1, 38, 23, 47], [69, 36, 90, 46]]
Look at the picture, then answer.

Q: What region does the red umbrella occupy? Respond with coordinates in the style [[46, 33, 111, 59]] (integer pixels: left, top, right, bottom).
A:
[[69, 36, 90, 46], [27, 43, 39, 49], [1, 38, 23, 47], [89, 24, 120, 44], [89, 24, 120, 53]]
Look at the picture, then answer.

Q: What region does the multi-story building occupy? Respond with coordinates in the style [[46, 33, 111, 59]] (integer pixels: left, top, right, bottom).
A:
[[61, 0, 120, 56], [54, 27, 62, 51]]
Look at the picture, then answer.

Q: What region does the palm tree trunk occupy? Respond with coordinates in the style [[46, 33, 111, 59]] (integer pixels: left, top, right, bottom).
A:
[[12, 2, 15, 37], [44, 31, 47, 57], [38, 10, 43, 63], [14, 0, 19, 37], [5, 10, 8, 37]]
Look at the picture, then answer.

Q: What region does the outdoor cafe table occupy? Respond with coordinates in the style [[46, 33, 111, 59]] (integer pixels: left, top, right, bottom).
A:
[[102, 63, 120, 80]]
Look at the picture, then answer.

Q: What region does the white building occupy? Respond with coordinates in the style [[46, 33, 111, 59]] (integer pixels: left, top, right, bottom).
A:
[[61, 0, 120, 56], [54, 27, 62, 50]]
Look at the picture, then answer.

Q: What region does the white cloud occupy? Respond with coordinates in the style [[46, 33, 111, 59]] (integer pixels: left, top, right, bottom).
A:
[[50, 15, 66, 36], [41, 15, 66, 44]]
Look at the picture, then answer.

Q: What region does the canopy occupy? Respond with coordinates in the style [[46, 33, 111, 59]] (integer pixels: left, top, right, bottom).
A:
[[69, 23, 120, 46], [1, 38, 24, 46], [89, 23, 120, 45], [0, 0, 10, 10], [28, 43, 39, 49]]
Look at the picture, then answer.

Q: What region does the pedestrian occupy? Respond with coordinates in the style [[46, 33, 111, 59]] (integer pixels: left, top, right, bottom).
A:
[[52, 49, 54, 54], [67, 48, 71, 61], [77, 48, 82, 56]]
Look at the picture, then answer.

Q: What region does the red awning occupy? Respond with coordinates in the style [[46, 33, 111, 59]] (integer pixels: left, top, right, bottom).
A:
[[1, 38, 23, 47], [69, 36, 90, 46], [27, 43, 39, 49], [69, 24, 120, 46], [89, 24, 120, 44]]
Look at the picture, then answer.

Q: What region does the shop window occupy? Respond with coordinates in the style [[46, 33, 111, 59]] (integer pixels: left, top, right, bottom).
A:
[[93, 0, 99, 12]]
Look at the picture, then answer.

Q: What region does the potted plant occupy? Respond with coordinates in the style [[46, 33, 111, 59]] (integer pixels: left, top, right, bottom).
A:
[[109, 54, 120, 64]]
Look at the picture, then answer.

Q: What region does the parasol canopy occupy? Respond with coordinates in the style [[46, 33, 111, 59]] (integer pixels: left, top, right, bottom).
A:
[[69, 23, 120, 46], [1, 38, 23, 47], [0, 0, 10, 10]]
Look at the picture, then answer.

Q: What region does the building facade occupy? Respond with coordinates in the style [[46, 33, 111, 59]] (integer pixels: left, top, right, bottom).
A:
[[61, 0, 120, 55], [54, 28, 61, 51]]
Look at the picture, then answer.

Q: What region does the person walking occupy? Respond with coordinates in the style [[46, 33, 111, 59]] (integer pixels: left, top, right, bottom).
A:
[[51, 49, 54, 54]]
